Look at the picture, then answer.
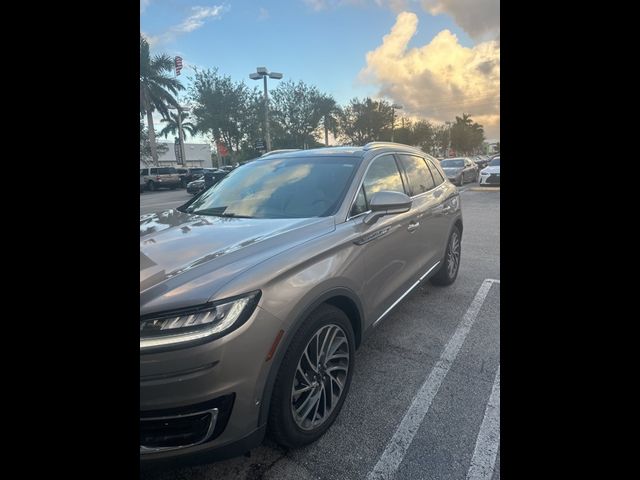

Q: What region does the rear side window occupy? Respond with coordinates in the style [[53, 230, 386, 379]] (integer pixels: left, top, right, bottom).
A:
[[397, 154, 435, 195], [157, 167, 176, 174], [425, 158, 445, 186], [150, 168, 158, 174], [140, 169, 145, 176]]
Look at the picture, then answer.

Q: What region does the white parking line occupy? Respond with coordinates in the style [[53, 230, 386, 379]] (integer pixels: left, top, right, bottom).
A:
[[366, 279, 498, 480], [466, 365, 500, 480]]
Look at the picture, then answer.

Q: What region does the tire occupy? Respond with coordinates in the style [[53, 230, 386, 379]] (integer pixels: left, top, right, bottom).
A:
[[431, 225, 462, 286], [147, 181, 156, 192], [268, 304, 355, 448]]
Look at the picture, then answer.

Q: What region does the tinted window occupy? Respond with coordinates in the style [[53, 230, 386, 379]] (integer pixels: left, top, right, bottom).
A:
[[150, 168, 158, 174], [363, 155, 405, 199], [425, 159, 445, 185], [140, 169, 145, 176], [441, 159, 464, 168], [397, 154, 435, 195], [186, 156, 360, 219], [157, 167, 177, 174], [351, 186, 367, 216]]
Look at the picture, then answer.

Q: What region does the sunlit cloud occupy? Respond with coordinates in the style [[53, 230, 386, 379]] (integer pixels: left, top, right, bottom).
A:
[[360, 11, 500, 137], [147, 5, 228, 47]]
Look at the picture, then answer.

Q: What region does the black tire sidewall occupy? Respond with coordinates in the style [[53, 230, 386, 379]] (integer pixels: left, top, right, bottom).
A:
[[268, 305, 355, 448], [431, 225, 462, 286]]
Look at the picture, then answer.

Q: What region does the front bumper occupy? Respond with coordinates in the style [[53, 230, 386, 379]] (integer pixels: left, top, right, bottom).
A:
[[479, 173, 500, 185], [140, 305, 284, 464]]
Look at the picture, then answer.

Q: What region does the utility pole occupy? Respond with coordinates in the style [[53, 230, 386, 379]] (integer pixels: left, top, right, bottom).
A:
[[249, 67, 283, 152]]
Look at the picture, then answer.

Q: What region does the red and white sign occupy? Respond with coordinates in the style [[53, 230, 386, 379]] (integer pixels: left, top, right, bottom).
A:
[[217, 142, 229, 157], [175, 56, 183, 76]]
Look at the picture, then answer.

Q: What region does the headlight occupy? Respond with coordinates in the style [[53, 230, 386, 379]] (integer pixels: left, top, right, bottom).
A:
[[140, 291, 261, 351]]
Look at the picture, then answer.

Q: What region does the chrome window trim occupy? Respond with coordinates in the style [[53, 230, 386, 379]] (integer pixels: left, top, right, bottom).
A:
[[372, 261, 441, 327]]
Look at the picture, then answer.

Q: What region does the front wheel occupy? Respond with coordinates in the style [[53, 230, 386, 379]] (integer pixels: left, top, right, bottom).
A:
[[431, 225, 462, 286], [268, 304, 355, 448]]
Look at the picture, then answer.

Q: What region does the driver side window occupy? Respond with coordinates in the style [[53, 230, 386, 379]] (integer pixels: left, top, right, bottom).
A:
[[350, 155, 405, 217]]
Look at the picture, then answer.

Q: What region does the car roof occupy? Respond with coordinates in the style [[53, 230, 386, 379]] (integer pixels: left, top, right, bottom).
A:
[[257, 142, 429, 159]]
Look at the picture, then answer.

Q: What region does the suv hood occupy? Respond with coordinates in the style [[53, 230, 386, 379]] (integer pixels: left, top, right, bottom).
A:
[[140, 210, 335, 313]]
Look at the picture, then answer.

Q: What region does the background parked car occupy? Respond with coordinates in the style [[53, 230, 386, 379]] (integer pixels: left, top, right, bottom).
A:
[[140, 167, 182, 191], [140, 173, 146, 193], [440, 157, 479, 186], [176, 167, 207, 187], [186, 169, 228, 194], [473, 155, 490, 169], [479, 155, 500, 186]]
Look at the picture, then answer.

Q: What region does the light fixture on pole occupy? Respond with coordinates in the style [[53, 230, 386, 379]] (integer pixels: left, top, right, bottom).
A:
[[391, 103, 403, 142], [249, 67, 283, 152]]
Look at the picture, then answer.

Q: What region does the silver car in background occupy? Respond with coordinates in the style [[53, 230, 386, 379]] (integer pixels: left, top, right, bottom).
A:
[[440, 157, 479, 186], [140, 142, 463, 467]]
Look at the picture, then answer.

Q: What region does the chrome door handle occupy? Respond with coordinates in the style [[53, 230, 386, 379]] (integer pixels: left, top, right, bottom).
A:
[[407, 221, 420, 232]]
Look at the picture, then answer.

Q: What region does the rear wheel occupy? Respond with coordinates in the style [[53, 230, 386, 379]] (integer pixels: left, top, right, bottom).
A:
[[147, 181, 156, 192], [431, 225, 462, 286], [268, 304, 354, 448]]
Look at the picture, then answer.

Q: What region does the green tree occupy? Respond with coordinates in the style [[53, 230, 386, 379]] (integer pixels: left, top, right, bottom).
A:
[[450, 113, 485, 155], [339, 97, 393, 145], [270, 80, 325, 148], [158, 111, 198, 140], [140, 121, 168, 162], [409, 120, 436, 153], [316, 94, 342, 146], [140, 34, 184, 164], [189, 69, 258, 156]]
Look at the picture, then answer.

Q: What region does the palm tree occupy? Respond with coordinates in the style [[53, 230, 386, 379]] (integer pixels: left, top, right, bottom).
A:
[[316, 94, 341, 146], [140, 34, 184, 164], [159, 111, 198, 140]]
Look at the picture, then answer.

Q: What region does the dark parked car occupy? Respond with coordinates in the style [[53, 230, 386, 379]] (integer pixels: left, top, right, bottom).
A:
[[440, 157, 479, 186], [176, 168, 207, 187], [140, 143, 463, 466], [186, 170, 228, 194]]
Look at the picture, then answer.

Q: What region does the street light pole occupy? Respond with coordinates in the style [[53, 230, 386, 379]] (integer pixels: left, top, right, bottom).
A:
[[391, 104, 403, 142], [263, 75, 271, 152], [250, 67, 283, 152]]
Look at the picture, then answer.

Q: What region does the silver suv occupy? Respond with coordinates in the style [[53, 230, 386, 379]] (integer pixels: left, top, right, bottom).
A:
[[140, 143, 463, 466], [140, 166, 182, 191]]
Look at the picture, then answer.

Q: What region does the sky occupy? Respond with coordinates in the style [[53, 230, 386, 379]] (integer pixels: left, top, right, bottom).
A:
[[141, 0, 500, 143]]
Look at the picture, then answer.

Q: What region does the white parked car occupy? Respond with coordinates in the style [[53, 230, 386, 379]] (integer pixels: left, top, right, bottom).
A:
[[479, 156, 500, 186]]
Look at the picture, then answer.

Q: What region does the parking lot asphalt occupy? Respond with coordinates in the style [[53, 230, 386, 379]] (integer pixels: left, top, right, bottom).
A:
[[140, 185, 500, 480]]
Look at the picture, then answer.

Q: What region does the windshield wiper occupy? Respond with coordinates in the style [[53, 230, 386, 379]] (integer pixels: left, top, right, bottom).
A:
[[190, 208, 254, 219]]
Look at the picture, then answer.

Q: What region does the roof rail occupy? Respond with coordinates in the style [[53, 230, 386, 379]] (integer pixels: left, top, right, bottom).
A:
[[363, 141, 419, 151]]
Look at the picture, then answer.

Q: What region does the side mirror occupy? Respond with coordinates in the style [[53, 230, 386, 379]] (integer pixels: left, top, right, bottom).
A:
[[363, 191, 412, 225]]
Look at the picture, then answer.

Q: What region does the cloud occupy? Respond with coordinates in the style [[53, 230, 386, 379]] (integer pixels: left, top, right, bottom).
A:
[[140, 0, 151, 14], [360, 11, 500, 137], [421, 0, 500, 40], [258, 7, 270, 20], [303, 0, 329, 10], [147, 5, 227, 46]]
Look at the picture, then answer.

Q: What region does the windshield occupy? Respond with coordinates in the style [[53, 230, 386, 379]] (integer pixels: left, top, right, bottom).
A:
[[441, 159, 464, 168], [185, 156, 360, 219], [489, 157, 500, 166]]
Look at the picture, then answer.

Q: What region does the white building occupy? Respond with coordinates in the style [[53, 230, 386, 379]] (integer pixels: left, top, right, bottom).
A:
[[140, 142, 213, 169]]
